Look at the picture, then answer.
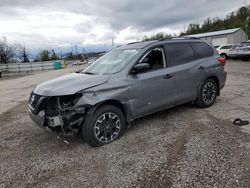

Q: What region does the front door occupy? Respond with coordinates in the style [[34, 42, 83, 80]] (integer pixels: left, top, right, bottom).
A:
[[128, 47, 177, 118]]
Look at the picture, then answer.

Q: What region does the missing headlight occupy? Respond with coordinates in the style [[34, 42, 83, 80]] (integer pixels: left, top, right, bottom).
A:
[[59, 93, 82, 109]]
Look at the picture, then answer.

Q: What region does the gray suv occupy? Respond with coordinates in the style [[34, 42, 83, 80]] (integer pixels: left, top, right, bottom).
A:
[[28, 39, 227, 147]]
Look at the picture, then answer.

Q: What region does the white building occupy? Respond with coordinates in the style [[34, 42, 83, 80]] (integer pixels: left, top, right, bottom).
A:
[[185, 28, 247, 46]]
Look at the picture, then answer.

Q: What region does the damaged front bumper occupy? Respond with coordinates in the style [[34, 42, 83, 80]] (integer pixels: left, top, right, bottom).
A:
[[28, 107, 46, 129], [28, 93, 87, 136]]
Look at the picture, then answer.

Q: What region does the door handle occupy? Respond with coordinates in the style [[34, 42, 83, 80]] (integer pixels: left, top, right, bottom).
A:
[[198, 66, 205, 70], [163, 74, 173, 79]]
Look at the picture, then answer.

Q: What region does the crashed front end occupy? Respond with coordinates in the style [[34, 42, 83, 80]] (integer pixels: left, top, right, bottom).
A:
[[28, 92, 88, 137]]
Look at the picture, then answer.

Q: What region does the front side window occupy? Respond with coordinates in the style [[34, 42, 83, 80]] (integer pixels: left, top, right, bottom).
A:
[[83, 49, 138, 75], [139, 47, 165, 71], [167, 43, 197, 66]]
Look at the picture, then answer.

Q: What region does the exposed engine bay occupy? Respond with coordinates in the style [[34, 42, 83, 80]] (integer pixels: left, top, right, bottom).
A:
[[29, 93, 88, 137]]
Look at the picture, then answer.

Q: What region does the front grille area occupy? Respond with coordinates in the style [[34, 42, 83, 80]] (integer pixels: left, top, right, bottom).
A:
[[29, 92, 49, 114], [29, 92, 42, 108], [45, 98, 59, 117]]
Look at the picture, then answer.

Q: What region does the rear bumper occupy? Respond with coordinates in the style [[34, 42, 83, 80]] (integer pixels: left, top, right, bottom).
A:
[[219, 71, 227, 90]]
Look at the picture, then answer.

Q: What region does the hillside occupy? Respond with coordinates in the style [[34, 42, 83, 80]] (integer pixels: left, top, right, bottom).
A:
[[181, 6, 250, 37], [143, 5, 250, 41]]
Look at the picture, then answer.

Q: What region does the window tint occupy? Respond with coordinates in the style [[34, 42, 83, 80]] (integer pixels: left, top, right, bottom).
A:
[[241, 42, 250, 47], [191, 42, 214, 58], [167, 43, 196, 66], [220, 45, 232, 49]]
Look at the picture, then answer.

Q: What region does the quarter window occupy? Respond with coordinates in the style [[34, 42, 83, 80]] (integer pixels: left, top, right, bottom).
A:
[[167, 43, 197, 66], [191, 42, 214, 58]]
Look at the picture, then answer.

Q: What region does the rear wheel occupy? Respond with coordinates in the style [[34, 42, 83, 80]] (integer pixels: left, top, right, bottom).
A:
[[196, 79, 218, 108], [82, 105, 126, 147]]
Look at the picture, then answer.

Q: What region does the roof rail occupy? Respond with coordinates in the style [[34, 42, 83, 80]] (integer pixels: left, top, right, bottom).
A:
[[158, 36, 200, 41], [180, 37, 200, 40], [126, 42, 140, 45]]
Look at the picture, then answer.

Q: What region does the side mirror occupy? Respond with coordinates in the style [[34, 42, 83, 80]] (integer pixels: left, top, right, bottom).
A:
[[131, 63, 150, 74]]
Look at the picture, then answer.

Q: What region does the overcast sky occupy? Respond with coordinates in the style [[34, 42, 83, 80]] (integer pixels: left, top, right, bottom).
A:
[[0, 0, 248, 52]]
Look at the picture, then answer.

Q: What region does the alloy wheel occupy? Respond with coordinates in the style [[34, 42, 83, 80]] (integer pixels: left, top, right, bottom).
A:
[[94, 112, 121, 143], [202, 82, 216, 104]]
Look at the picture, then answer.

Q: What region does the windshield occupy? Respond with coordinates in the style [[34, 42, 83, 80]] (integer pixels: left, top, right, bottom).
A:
[[83, 49, 138, 75]]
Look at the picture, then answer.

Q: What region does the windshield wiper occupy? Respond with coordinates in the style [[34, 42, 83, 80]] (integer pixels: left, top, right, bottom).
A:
[[83, 71, 95, 75]]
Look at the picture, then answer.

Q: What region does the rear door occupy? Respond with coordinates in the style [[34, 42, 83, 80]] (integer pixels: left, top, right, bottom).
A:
[[165, 42, 211, 104]]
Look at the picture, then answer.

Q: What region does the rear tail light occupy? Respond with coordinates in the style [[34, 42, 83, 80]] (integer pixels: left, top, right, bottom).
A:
[[245, 47, 250, 51], [218, 57, 226, 66]]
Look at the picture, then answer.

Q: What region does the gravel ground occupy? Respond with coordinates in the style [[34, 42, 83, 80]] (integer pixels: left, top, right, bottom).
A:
[[0, 60, 250, 187]]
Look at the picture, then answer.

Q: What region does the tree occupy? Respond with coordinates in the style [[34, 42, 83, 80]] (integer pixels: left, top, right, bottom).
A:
[[50, 49, 58, 60], [181, 5, 250, 37], [16, 45, 29, 63], [36, 49, 59, 61], [142, 32, 176, 41], [39, 50, 50, 61], [0, 37, 16, 64]]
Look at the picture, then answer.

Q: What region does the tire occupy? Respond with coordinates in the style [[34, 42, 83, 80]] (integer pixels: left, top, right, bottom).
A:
[[196, 79, 218, 108], [220, 53, 227, 59], [82, 105, 126, 147]]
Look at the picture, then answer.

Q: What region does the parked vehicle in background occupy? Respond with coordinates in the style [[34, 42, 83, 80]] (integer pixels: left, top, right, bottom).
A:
[[28, 39, 227, 147], [87, 58, 96, 66], [228, 44, 241, 59], [216, 44, 234, 58], [240, 41, 250, 47], [228, 41, 250, 60], [72, 61, 81, 66], [81, 60, 88, 64]]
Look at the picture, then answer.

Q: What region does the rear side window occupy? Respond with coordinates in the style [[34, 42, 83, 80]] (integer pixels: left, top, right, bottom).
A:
[[191, 42, 214, 58], [220, 45, 232, 49], [166, 43, 197, 66]]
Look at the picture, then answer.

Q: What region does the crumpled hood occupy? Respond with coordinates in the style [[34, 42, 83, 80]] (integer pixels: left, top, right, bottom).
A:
[[33, 73, 109, 96]]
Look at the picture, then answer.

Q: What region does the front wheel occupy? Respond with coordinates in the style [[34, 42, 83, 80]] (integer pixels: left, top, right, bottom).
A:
[[196, 79, 218, 108], [82, 105, 126, 147]]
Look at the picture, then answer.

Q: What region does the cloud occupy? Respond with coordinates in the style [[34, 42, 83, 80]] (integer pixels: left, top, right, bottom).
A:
[[0, 0, 246, 51]]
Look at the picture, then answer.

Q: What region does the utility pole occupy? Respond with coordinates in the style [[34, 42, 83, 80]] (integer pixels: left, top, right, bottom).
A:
[[246, 16, 250, 40], [112, 38, 114, 49], [74, 45, 78, 55]]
